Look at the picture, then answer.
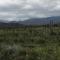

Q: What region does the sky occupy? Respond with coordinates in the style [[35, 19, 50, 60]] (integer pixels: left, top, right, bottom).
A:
[[0, 0, 60, 21]]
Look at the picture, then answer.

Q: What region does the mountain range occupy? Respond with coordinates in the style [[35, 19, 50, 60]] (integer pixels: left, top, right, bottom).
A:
[[21, 16, 60, 25], [0, 16, 60, 27]]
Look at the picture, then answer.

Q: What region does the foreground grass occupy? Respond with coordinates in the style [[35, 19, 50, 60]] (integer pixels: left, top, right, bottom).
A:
[[0, 26, 60, 60]]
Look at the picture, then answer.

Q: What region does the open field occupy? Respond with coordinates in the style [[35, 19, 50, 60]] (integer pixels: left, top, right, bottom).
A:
[[0, 26, 60, 60]]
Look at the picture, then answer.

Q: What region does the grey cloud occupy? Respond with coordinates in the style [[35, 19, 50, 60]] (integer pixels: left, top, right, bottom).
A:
[[0, 0, 60, 21]]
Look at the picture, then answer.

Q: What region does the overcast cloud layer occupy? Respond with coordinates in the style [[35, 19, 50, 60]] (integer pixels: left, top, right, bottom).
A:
[[0, 0, 60, 21]]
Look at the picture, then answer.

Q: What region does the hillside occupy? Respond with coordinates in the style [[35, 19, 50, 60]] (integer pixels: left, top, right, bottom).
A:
[[21, 16, 60, 25], [0, 16, 60, 27]]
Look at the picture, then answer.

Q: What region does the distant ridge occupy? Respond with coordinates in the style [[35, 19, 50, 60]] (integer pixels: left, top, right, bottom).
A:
[[0, 21, 23, 27], [21, 16, 60, 25], [0, 16, 60, 27]]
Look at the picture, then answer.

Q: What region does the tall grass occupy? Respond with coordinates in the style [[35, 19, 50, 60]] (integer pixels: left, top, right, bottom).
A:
[[0, 26, 60, 60]]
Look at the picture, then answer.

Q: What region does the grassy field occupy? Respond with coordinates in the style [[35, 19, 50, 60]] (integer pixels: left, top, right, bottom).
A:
[[0, 26, 60, 60]]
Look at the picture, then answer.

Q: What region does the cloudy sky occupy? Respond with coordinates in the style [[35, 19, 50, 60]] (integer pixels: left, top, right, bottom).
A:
[[0, 0, 60, 21]]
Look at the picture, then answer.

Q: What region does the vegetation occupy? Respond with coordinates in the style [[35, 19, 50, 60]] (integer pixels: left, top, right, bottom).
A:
[[0, 26, 60, 60]]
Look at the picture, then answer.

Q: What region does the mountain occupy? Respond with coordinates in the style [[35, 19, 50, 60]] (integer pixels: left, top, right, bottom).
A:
[[21, 16, 60, 25], [0, 16, 60, 27], [0, 21, 23, 27]]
